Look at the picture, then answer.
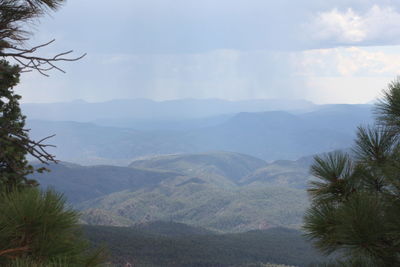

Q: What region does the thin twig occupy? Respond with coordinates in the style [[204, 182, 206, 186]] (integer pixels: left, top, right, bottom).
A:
[[0, 39, 86, 76]]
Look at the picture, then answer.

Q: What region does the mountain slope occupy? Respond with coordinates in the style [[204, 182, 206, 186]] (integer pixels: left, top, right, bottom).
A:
[[77, 178, 308, 232], [27, 104, 373, 164], [34, 151, 313, 232], [182, 111, 354, 160], [240, 155, 314, 188], [22, 98, 315, 122], [78, 152, 309, 232], [129, 151, 267, 185], [84, 225, 324, 267], [33, 162, 183, 204]]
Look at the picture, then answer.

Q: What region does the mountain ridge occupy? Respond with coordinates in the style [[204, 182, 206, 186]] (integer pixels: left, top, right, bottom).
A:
[[22, 98, 315, 122], [34, 151, 312, 232], [27, 104, 373, 165]]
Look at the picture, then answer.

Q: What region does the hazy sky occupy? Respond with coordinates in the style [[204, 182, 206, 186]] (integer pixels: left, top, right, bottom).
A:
[[17, 0, 400, 104]]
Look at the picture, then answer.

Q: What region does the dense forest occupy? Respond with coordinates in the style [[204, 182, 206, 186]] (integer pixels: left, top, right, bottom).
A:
[[83, 223, 325, 267]]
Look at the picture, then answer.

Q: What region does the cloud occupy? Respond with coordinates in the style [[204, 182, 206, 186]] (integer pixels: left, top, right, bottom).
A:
[[17, 44, 400, 104], [307, 5, 400, 46], [17, 49, 306, 103], [296, 46, 400, 77], [293, 45, 400, 104], [32, 0, 400, 54], [16, 0, 400, 105], [304, 76, 391, 104]]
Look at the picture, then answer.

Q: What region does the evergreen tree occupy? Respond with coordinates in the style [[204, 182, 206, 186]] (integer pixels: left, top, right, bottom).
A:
[[304, 79, 400, 266], [0, 0, 82, 189], [0, 60, 39, 190], [0, 0, 65, 50], [0, 188, 105, 266], [0, 1, 105, 266]]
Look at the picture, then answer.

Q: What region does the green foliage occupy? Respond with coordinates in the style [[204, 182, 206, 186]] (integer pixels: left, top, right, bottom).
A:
[[304, 78, 400, 265], [5, 257, 108, 267], [308, 151, 356, 204], [353, 125, 397, 166], [0, 0, 65, 50], [310, 257, 378, 267], [0, 188, 105, 266], [0, 60, 39, 190], [376, 77, 400, 131], [0, 1, 107, 266]]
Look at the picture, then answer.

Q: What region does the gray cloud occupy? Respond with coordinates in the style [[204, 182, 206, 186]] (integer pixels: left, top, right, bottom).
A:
[[17, 0, 400, 103], [305, 5, 400, 47], [18, 49, 307, 102], [31, 0, 400, 54]]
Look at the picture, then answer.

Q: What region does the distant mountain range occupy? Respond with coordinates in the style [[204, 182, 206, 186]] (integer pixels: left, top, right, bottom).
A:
[[34, 151, 315, 232], [23, 99, 368, 265], [22, 98, 315, 122], [27, 99, 374, 232], [27, 103, 373, 164]]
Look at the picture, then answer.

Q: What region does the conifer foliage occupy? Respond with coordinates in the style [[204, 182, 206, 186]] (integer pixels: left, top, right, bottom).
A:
[[304, 78, 400, 266], [0, 188, 105, 266], [0, 1, 105, 266], [0, 60, 38, 190], [0, 0, 73, 189]]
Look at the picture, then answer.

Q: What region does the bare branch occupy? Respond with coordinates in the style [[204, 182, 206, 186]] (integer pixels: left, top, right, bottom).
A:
[[1, 124, 58, 165], [1, 39, 86, 76]]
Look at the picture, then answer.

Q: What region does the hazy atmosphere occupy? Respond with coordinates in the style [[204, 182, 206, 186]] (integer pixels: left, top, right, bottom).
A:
[[3, 0, 400, 266], [19, 0, 400, 104]]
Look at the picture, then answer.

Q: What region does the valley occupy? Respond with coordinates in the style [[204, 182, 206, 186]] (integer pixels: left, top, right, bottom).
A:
[[26, 100, 374, 265]]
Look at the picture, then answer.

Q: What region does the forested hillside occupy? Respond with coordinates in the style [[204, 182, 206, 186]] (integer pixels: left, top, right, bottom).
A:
[[84, 224, 325, 267], [34, 151, 312, 232]]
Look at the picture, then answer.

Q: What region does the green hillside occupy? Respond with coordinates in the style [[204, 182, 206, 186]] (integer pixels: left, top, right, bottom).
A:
[[78, 182, 307, 232], [131, 221, 215, 236], [83, 224, 324, 267], [35, 151, 312, 232], [129, 151, 267, 186], [80, 209, 134, 227], [240, 155, 314, 188], [33, 163, 183, 204]]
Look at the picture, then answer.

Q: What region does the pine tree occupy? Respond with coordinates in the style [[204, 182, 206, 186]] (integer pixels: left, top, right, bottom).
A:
[[0, 188, 105, 266], [0, 60, 39, 190], [0, 1, 105, 266], [0, 0, 82, 189], [304, 79, 400, 266]]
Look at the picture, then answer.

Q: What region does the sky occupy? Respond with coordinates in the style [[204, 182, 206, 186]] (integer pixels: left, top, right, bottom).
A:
[[16, 0, 400, 104]]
